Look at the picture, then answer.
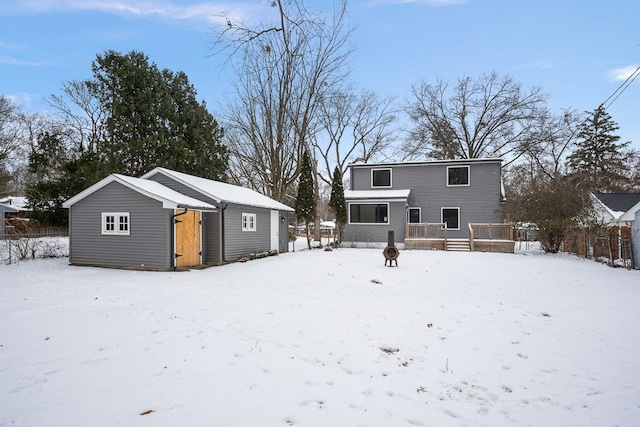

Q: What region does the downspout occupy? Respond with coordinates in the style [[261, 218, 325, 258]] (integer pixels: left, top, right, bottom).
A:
[[220, 203, 227, 263], [171, 207, 189, 271]]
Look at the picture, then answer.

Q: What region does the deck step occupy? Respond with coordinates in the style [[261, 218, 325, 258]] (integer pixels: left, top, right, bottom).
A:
[[446, 240, 471, 252]]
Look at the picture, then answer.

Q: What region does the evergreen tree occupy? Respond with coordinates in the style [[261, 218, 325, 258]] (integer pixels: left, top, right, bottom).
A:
[[92, 50, 228, 179], [567, 105, 630, 191], [295, 151, 316, 250], [329, 166, 347, 246]]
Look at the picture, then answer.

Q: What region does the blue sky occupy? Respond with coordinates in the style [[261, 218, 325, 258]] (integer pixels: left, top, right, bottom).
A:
[[1, 0, 639, 150]]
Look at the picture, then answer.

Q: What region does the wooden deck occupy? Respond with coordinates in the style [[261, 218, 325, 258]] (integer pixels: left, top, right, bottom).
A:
[[404, 223, 515, 253]]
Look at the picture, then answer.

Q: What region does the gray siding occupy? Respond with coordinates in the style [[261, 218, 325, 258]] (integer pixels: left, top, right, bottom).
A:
[[68, 182, 171, 269], [202, 210, 222, 264], [347, 160, 504, 240], [222, 203, 271, 260]]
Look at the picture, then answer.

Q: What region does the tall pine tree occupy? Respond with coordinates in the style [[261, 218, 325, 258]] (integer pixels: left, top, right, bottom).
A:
[[295, 151, 316, 250], [329, 166, 347, 246], [567, 104, 630, 191]]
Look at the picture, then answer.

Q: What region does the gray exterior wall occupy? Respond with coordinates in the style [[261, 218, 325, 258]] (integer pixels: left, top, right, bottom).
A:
[[202, 211, 222, 265], [222, 203, 271, 260], [68, 181, 172, 269], [345, 160, 504, 240]]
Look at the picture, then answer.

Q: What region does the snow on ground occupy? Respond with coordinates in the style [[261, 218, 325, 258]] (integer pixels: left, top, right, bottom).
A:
[[1, 245, 639, 426]]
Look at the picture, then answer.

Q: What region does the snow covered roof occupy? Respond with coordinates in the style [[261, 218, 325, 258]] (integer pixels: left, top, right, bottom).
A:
[[142, 167, 294, 212], [62, 174, 218, 211], [344, 189, 411, 201], [0, 196, 29, 211], [0, 202, 19, 213], [591, 192, 640, 223]]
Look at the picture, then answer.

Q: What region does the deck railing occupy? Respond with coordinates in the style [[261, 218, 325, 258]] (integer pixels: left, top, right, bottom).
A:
[[405, 223, 447, 239], [468, 223, 514, 241]]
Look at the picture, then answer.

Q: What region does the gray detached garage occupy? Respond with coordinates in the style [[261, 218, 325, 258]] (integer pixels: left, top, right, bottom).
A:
[[62, 168, 294, 270]]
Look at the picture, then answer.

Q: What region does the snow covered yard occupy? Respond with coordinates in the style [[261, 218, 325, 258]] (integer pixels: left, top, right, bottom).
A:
[[1, 247, 639, 427]]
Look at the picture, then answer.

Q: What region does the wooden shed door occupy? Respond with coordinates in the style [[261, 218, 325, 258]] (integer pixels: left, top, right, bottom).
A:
[[175, 210, 201, 267]]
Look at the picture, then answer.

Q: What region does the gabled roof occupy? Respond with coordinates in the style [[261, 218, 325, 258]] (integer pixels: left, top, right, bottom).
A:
[[62, 174, 217, 210], [0, 196, 29, 211], [141, 167, 294, 212], [0, 202, 19, 213], [592, 192, 640, 213], [591, 192, 640, 223], [344, 189, 411, 201]]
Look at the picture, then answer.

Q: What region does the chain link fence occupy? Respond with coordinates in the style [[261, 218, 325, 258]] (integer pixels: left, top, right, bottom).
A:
[[1, 228, 68, 265]]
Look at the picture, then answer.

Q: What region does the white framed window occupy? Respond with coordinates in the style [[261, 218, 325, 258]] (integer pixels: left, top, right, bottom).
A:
[[447, 166, 470, 186], [371, 168, 392, 188], [102, 212, 130, 235], [348, 203, 389, 224], [242, 213, 257, 231], [441, 207, 460, 230], [407, 207, 421, 223]]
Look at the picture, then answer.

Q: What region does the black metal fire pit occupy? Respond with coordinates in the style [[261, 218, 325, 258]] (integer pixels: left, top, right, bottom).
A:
[[383, 230, 399, 267]]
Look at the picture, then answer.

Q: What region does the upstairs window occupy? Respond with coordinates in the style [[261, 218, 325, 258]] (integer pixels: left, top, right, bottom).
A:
[[102, 212, 130, 235], [447, 166, 470, 186], [242, 213, 256, 231], [371, 168, 392, 188]]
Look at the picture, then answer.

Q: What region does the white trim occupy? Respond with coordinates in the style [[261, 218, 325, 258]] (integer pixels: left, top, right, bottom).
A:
[[441, 207, 460, 230], [371, 168, 392, 188], [242, 212, 257, 232], [101, 212, 130, 235], [348, 202, 390, 225], [446, 165, 470, 187]]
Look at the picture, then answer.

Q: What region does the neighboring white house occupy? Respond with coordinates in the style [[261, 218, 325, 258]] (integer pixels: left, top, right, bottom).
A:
[[590, 192, 640, 226]]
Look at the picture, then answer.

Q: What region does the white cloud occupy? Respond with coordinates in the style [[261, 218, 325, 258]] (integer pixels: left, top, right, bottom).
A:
[[6, 0, 267, 26], [518, 59, 556, 70], [0, 55, 44, 66], [609, 64, 640, 82], [368, 0, 467, 5]]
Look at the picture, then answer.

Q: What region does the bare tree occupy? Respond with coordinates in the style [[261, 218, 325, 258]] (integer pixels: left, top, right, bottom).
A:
[[314, 88, 397, 185], [215, 0, 354, 202], [45, 80, 107, 155], [403, 72, 549, 166]]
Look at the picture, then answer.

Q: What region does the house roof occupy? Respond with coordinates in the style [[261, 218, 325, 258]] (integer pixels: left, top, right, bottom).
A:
[[344, 189, 411, 201], [592, 192, 640, 222], [0, 202, 19, 213], [348, 157, 503, 168], [142, 167, 294, 212], [0, 196, 29, 211], [592, 192, 640, 214], [62, 174, 218, 211]]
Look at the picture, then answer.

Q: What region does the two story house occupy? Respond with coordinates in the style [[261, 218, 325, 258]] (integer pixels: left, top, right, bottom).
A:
[[342, 158, 512, 252]]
